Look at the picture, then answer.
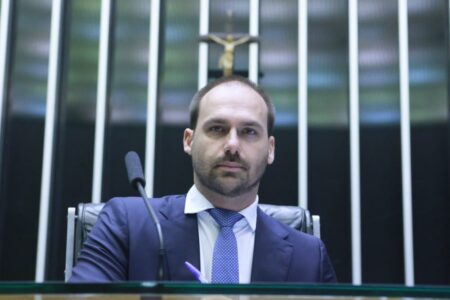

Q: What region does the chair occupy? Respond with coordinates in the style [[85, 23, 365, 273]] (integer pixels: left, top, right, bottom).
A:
[[65, 202, 320, 281]]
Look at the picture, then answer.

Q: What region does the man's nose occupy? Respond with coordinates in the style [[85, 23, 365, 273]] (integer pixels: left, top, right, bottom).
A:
[[224, 129, 240, 154]]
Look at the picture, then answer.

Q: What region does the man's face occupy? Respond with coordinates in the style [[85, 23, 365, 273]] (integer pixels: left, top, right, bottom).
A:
[[183, 81, 275, 198]]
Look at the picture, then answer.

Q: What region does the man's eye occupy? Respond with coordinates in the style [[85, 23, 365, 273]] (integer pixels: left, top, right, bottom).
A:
[[242, 128, 257, 136], [209, 126, 224, 133]]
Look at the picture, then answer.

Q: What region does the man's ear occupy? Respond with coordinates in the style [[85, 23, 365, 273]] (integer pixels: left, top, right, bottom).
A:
[[267, 136, 275, 164], [183, 128, 194, 155]]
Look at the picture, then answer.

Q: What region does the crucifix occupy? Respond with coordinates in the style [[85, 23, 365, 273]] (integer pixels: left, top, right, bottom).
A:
[[200, 11, 258, 77]]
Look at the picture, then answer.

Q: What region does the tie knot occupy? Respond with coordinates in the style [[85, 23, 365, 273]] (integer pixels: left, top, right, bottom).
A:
[[209, 208, 243, 228]]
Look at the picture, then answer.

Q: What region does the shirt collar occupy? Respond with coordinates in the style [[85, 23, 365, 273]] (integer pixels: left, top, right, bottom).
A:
[[184, 185, 258, 232]]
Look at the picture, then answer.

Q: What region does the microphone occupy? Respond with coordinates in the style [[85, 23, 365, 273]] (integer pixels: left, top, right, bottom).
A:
[[124, 151, 166, 281], [124, 151, 146, 189]]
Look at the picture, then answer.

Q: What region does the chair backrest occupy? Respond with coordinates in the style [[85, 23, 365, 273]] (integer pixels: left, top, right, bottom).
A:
[[65, 202, 319, 281]]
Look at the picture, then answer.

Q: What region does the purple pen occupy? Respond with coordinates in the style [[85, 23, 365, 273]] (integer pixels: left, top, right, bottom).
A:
[[184, 261, 209, 283]]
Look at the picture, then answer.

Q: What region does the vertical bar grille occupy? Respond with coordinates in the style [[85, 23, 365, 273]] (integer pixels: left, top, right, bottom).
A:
[[35, 0, 64, 282], [398, 0, 415, 286], [298, 0, 308, 209], [0, 0, 12, 159], [249, 0, 259, 83], [198, 0, 209, 89], [91, 0, 112, 204], [145, 0, 161, 197], [349, 0, 362, 285]]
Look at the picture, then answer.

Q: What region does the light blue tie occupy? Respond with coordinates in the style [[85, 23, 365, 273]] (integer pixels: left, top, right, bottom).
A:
[[209, 208, 243, 283]]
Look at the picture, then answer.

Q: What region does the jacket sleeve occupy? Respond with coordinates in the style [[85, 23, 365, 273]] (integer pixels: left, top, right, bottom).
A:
[[69, 198, 129, 282], [319, 240, 338, 283]]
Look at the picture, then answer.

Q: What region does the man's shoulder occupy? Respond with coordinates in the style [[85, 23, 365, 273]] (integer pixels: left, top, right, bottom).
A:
[[258, 206, 337, 281], [257, 206, 321, 246], [105, 194, 186, 214]]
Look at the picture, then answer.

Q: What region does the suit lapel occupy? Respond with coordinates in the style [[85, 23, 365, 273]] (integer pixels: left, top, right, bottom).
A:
[[251, 208, 293, 282], [159, 195, 200, 281]]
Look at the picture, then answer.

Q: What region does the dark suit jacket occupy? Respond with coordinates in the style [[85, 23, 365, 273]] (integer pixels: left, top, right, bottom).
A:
[[70, 195, 337, 283]]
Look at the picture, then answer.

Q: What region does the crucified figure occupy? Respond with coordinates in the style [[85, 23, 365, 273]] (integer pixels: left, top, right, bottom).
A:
[[204, 34, 255, 76]]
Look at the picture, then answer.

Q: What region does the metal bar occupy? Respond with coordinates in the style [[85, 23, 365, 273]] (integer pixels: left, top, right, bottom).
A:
[[349, 0, 362, 285], [0, 3, 13, 272], [298, 0, 308, 209], [249, 0, 259, 82], [0, 0, 12, 164], [398, 0, 414, 286], [198, 0, 209, 89], [35, 0, 64, 282], [145, 0, 161, 197], [91, 0, 112, 204], [64, 208, 76, 282]]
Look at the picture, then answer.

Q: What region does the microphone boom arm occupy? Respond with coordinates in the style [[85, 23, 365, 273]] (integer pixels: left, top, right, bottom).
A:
[[125, 151, 166, 281], [136, 182, 165, 281]]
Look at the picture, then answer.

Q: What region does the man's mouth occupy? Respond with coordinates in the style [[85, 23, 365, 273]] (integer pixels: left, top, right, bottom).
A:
[[215, 161, 246, 171]]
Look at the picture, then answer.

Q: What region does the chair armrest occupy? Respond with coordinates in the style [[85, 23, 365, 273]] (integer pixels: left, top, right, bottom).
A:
[[312, 215, 320, 239], [64, 207, 76, 282]]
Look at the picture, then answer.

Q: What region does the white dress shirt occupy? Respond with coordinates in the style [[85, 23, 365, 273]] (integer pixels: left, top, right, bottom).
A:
[[184, 185, 258, 283]]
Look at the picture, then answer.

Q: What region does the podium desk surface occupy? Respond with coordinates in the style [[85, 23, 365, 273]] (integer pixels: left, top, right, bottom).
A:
[[0, 282, 449, 299]]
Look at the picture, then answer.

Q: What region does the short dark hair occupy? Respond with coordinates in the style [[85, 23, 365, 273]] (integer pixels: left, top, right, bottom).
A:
[[189, 75, 276, 135]]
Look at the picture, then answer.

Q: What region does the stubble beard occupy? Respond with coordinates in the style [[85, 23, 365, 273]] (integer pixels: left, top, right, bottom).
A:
[[192, 152, 268, 198]]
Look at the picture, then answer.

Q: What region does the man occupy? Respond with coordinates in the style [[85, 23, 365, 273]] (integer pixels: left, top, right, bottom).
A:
[[70, 75, 337, 283]]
